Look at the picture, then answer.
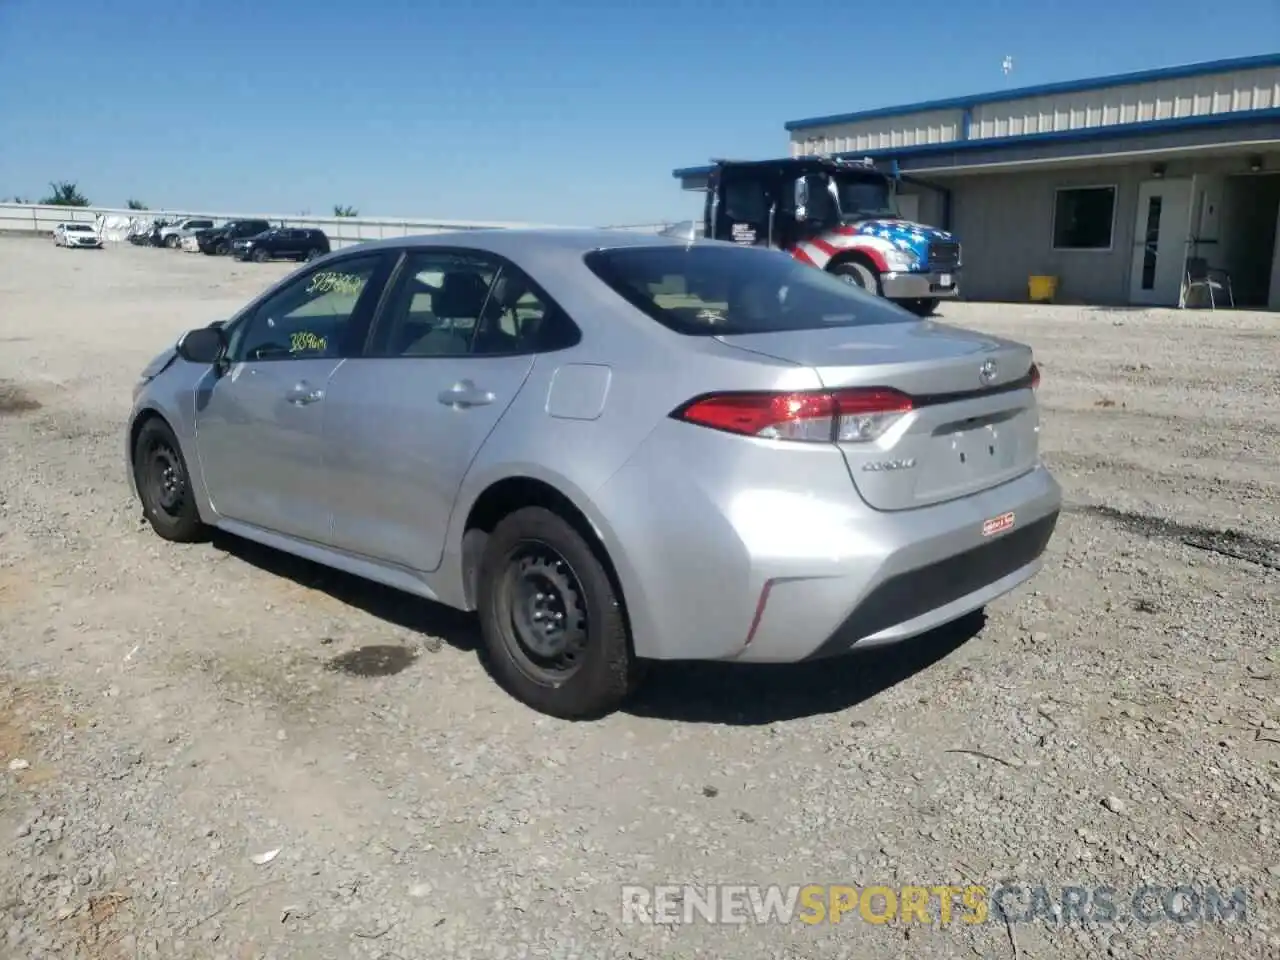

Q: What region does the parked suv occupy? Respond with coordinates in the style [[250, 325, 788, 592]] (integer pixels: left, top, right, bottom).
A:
[[231, 227, 330, 263], [195, 219, 273, 256], [158, 217, 215, 249]]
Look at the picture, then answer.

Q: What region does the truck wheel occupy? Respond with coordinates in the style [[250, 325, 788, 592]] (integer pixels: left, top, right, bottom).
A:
[[164, 234, 180, 249], [830, 261, 882, 296], [252, 248, 269, 263], [476, 506, 643, 719], [903, 298, 939, 317]]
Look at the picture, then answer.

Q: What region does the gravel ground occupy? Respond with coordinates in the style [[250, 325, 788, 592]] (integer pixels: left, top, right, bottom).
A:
[[1, 238, 1278, 960]]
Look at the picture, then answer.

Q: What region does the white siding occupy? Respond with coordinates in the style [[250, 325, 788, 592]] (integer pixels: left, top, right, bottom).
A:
[[969, 65, 1280, 140], [789, 108, 963, 157]]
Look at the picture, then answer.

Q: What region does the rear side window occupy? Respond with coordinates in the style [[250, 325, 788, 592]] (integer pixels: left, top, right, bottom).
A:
[[583, 244, 913, 336]]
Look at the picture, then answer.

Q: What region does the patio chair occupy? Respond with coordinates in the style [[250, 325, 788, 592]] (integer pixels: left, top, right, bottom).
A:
[[1181, 257, 1234, 309]]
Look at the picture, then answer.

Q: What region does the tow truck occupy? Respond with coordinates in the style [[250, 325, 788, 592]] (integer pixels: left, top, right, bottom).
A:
[[693, 156, 961, 316]]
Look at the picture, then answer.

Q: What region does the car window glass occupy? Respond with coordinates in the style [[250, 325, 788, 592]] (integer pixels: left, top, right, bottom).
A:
[[473, 265, 577, 355], [229, 255, 382, 362], [375, 251, 499, 357], [584, 244, 914, 336]]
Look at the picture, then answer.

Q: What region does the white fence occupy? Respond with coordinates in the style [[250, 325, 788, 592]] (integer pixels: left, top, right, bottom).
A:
[[0, 203, 683, 248]]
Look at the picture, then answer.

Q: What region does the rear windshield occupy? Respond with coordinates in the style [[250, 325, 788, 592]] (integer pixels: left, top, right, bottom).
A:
[[583, 244, 913, 336]]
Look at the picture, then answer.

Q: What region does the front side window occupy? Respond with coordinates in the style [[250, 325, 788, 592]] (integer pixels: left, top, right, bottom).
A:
[[584, 243, 914, 336], [832, 174, 896, 219], [228, 255, 383, 362]]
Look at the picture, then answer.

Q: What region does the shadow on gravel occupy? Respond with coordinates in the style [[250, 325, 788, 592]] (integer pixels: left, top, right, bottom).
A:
[[211, 530, 987, 723], [625, 611, 985, 725], [209, 532, 479, 651], [0, 381, 41, 416], [1067, 503, 1280, 571]]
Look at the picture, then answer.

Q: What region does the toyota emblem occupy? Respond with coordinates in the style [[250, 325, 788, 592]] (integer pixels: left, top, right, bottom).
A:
[[979, 359, 998, 384]]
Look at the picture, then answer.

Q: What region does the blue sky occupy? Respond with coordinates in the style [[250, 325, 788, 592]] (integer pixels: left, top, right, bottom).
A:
[[1, 0, 1277, 225]]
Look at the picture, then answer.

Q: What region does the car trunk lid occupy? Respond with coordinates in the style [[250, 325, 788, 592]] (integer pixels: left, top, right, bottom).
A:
[[715, 321, 1041, 511]]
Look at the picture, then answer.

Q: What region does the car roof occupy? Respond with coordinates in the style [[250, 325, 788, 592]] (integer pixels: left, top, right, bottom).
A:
[[345, 227, 703, 260]]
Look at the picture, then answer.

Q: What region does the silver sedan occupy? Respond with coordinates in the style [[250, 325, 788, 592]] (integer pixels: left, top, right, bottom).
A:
[[126, 228, 1062, 717]]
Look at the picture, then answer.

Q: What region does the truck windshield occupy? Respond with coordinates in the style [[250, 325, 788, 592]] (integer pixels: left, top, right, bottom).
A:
[[831, 174, 897, 220]]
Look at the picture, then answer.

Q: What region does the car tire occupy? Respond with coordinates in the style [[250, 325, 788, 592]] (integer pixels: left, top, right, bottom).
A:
[[132, 417, 206, 543], [164, 234, 180, 249], [303, 248, 320, 262], [476, 506, 642, 719], [215, 241, 229, 256], [252, 248, 269, 263], [829, 260, 882, 296], [903, 298, 939, 317]]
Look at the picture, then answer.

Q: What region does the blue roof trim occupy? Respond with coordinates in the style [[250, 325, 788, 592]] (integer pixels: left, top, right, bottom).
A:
[[784, 52, 1280, 131], [674, 106, 1280, 179], [833, 106, 1280, 161]]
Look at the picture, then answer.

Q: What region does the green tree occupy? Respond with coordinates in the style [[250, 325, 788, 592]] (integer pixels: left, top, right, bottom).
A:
[[40, 181, 90, 206], [3, 195, 32, 203], [333, 204, 358, 217], [126, 199, 148, 210]]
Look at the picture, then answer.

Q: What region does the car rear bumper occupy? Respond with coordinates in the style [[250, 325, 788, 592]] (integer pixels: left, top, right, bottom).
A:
[[882, 270, 960, 299], [593, 420, 1060, 663]]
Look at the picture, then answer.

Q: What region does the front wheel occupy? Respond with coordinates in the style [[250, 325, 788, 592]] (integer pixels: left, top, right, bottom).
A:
[[164, 234, 180, 249], [251, 247, 269, 263], [829, 260, 882, 296], [132, 418, 206, 543], [476, 507, 642, 718], [901, 298, 940, 317]]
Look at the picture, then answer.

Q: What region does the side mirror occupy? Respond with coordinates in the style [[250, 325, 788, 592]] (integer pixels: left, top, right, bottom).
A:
[[176, 326, 226, 365], [794, 177, 810, 221]]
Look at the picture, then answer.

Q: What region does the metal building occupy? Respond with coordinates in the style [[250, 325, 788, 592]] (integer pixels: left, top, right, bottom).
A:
[[673, 54, 1280, 309]]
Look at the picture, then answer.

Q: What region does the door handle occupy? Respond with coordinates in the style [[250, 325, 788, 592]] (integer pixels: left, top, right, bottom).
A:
[[286, 381, 324, 405], [437, 379, 495, 408]]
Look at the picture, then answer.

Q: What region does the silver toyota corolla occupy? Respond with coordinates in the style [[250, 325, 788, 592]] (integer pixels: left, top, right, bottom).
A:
[[127, 228, 1061, 718]]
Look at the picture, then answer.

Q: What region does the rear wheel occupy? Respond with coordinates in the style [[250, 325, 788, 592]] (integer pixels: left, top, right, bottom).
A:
[[476, 506, 641, 718], [215, 241, 230, 255], [830, 260, 882, 296], [132, 418, 205, 543], [164, 234, 180, 249], [303, 248, 320, 262]]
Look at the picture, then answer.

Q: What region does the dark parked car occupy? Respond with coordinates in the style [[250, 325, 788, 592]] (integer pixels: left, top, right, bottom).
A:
[[196, 219, 273, 256], [232, 228, 330, 263]]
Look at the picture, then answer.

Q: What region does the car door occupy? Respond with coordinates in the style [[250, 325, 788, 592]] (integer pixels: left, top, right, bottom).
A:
[[192, 251, 393, 542], [322, 248, 562, 572]]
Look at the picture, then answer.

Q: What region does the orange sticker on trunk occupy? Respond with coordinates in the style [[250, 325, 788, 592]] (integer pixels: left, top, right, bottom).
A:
[[982, 512, 1016, 537]]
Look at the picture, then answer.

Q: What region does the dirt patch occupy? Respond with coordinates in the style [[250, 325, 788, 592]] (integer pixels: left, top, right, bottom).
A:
[[326, 643, 418, 677], [0, 680, 65, 783], [0, 381, 41, 416]]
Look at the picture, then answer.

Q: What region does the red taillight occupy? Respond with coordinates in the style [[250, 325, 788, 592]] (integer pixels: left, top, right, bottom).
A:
[[1029, 362, 1041, 389], [673, 388, 913, 443]]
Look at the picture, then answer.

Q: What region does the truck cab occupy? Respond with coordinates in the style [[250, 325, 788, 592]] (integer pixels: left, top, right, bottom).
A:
[[703, 157, 961, 316]]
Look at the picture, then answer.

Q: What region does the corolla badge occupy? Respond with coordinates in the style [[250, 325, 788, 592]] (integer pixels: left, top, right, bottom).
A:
[[979, 359, 998, 385]]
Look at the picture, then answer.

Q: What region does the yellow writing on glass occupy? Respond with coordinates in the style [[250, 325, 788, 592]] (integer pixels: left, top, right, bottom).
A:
[[290, 331, 327, 353], [306, 272, 366, 297]]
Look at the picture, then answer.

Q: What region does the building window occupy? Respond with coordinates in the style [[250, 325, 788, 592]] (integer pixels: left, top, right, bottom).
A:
[[1052, 186, 1117, 250]]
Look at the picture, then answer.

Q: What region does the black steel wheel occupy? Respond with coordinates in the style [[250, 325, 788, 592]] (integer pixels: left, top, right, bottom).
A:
[[132, 418, 205, 542], [477, 506, 642, 718], [498, 542, 590, 683]]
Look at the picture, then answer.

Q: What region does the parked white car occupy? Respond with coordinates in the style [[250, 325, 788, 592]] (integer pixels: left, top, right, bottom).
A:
[[54, 222, 103, 249]]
